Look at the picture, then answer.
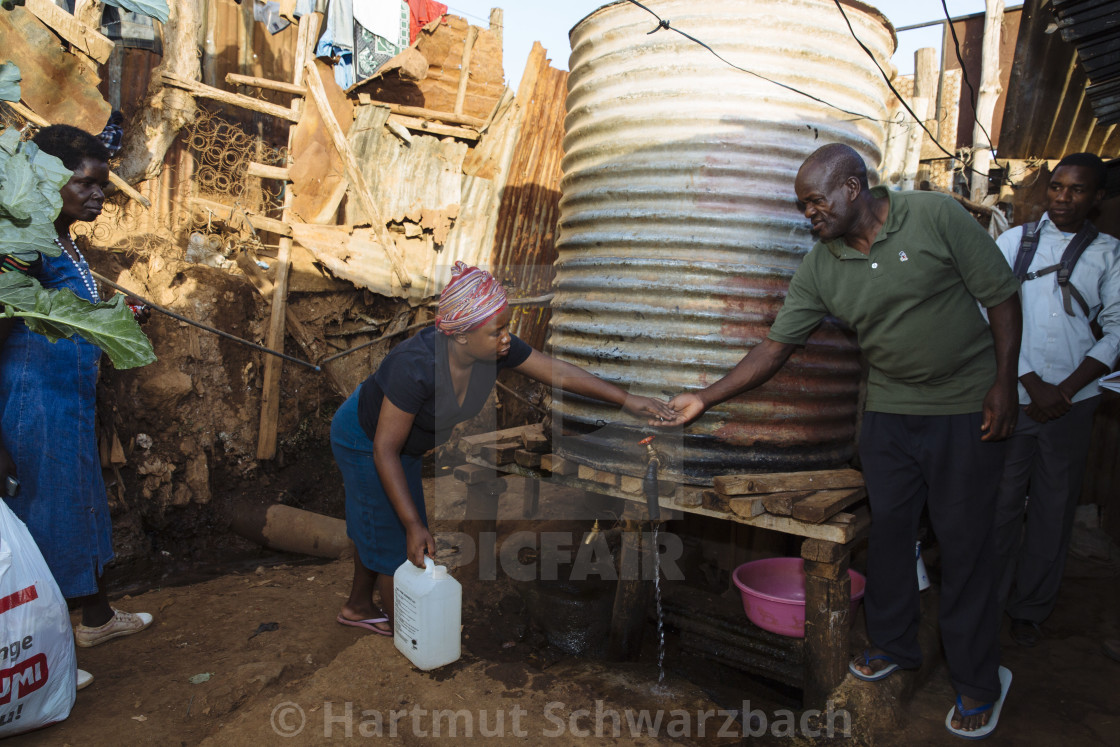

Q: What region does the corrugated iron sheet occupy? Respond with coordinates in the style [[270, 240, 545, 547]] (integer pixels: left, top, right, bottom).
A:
[[491, 49, 569, 351], [1052, 0, 1120, 125], [551, 0, 895, 483], [295, 100, 520, 300], [999, 0, 1120, 158]]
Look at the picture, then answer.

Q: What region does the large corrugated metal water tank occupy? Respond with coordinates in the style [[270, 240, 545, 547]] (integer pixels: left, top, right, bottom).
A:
[[550, 0, 896, 484]]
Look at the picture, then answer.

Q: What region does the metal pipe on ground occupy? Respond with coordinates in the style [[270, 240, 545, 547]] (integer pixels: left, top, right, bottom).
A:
[[227, 500, 351, 559]]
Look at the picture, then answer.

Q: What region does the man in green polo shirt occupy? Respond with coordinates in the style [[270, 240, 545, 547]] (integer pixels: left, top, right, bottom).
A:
[[657, 143, 1022, 738]]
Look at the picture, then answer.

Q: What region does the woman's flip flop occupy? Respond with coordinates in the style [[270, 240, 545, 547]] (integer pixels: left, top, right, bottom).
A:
[[336, 614, 392, 636]]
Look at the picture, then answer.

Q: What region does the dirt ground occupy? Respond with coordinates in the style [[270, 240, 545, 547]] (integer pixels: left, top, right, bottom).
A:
[[7, 475, 1119, 746]]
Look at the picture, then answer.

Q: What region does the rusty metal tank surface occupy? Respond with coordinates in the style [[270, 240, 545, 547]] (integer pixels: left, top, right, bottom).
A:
[[550, 0, 896, 484]]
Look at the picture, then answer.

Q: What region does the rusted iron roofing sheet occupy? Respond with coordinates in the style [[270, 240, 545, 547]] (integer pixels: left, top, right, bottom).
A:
[[1051, 0, 1120, 125], [999, 0, 1120, 158]]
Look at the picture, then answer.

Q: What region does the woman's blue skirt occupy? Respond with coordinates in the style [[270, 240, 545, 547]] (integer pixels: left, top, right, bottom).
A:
[[330, 389, 426, 575]]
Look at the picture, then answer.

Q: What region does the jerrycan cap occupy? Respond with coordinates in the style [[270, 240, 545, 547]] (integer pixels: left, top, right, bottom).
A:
[[432, 563, 449, 580]]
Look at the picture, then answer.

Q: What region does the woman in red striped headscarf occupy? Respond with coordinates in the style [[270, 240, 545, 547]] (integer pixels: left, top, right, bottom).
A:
[[331, 262, 676, 634]]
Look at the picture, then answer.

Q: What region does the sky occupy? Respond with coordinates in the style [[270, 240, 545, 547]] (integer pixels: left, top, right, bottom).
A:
[[439, 0, 1012, 88]]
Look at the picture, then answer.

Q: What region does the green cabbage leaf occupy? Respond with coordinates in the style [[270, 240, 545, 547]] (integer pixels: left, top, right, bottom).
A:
[[0, 272, 156, 369]]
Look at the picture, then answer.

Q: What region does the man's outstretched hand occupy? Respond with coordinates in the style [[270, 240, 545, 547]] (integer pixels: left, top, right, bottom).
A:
[[649, 392, 705, 427]]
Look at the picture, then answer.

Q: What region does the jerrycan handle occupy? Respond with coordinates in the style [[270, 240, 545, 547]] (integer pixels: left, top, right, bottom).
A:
[[424, 556, 435, 574]]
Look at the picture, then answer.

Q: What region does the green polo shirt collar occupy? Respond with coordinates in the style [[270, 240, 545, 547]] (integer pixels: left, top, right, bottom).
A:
[[823, 186, 908, 260]]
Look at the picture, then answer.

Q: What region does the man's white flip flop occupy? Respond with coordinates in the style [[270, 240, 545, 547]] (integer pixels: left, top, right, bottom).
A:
[[945, 665, 1012, 740]]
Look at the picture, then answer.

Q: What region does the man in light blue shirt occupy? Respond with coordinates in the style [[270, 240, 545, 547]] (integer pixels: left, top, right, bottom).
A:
[[993, 152, 1120, 647]]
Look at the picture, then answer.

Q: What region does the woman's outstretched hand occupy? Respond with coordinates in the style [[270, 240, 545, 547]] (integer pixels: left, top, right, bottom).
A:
[[649, 392, 705, 427], [621, 394, 678, 422]]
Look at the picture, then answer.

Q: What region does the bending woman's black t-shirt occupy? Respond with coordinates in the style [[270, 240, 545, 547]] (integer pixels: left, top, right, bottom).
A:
[[356, 326, 532, 455]]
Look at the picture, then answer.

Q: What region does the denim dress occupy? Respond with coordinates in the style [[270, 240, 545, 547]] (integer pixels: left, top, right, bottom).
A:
[[0, 250, 114, 598]]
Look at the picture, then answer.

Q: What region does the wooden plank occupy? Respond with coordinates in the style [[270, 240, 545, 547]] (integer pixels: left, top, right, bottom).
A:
[[520, 431, 549, 453], [191, 197, 292, 237], [304, 60, 411, 288], [713, 469, 864, 496], [2, 8, 109, 133], [513, 449, 542, 469], [803, 559, 849, 581], [25, 0, 114, 63], [801, 538, 848, 564], [790, 488, 867, 525], [737, 511, 863, 544], [728, 495, 767, 519], [831, 512, 856, 525], [386, 112, 480, 141], [539, 454, 577, 476], [453, 463, 500, 485], [479, 443, 519, 465], [161, 72, 301, 122], [458, 425, 539, 456], [225, 72, 308, 95], [381, 102, 487, 128], [620, 475, 643, 494], [762, 490, 816, 516], [577, 464, 620, 487]]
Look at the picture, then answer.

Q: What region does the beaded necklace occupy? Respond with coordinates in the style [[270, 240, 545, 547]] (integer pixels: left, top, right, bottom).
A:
[[53, 234, 100, 303]]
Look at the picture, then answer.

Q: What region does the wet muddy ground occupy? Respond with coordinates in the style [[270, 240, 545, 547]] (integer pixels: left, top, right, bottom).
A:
[[8, 475, 1118, 745]]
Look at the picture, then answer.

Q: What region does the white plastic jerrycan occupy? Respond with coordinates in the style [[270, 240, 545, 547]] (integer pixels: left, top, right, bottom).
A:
[[393, 557, 462, 670]]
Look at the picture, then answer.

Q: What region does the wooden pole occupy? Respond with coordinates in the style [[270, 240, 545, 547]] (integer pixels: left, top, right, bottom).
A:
[[454, 26, 479, 116], [970, 0, 1004, 202], [256, 10, 321, 460], [801, 539, 853, 709], [900, 47, 937, 191]]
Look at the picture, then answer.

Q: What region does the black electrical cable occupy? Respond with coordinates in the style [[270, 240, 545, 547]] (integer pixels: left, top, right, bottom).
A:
[[619, 0, 896, 125], [939, 0, 1008, 182], [619, 0, 1003, 185]]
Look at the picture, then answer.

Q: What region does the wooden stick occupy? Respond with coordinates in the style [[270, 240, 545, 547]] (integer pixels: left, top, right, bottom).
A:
[[224, 72, 308, 96], [454, 26, 479, 116], [304, 60, 412, 288], [161, 72, 301, 123], [380, 102, 486, 128], [257, 10, 320, 461], [8, 101, 152, 209], [25, 0, 114, 63], [309, 178, 349, 225], [386, 113, 480, 141], [190, 196, 291, 237], [246, 161, 291, 181], [235, 253, 348, 396]]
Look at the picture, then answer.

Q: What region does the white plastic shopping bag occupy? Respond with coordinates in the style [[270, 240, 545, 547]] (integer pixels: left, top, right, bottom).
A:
[[0, 499, 76, 736]]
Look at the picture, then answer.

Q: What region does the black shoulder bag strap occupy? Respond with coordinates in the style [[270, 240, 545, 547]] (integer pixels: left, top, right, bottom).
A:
[[1014, 221, 1099, 317], [1011, 221, 1039, 280]]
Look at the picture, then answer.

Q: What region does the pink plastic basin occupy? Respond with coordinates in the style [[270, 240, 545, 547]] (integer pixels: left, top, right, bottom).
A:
[[732, 558, 866, 639]]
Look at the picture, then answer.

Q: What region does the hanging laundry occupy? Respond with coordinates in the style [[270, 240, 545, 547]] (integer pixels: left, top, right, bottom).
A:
[[407, 0, 447, 44], [254, 1, 291, 35], [315, 0, 357, 88], [353, 0, 410, 84]]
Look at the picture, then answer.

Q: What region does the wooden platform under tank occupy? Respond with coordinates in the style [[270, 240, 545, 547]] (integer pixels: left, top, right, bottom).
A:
[[452, 424, 871, 708]]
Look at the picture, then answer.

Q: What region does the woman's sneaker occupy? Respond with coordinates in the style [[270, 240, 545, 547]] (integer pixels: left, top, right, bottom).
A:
[[74, 609, 153, 648]]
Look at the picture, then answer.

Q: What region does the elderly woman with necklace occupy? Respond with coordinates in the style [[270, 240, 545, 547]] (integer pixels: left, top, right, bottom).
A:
[[0, 125, 152, 690], [333, 262, 678, 634]]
